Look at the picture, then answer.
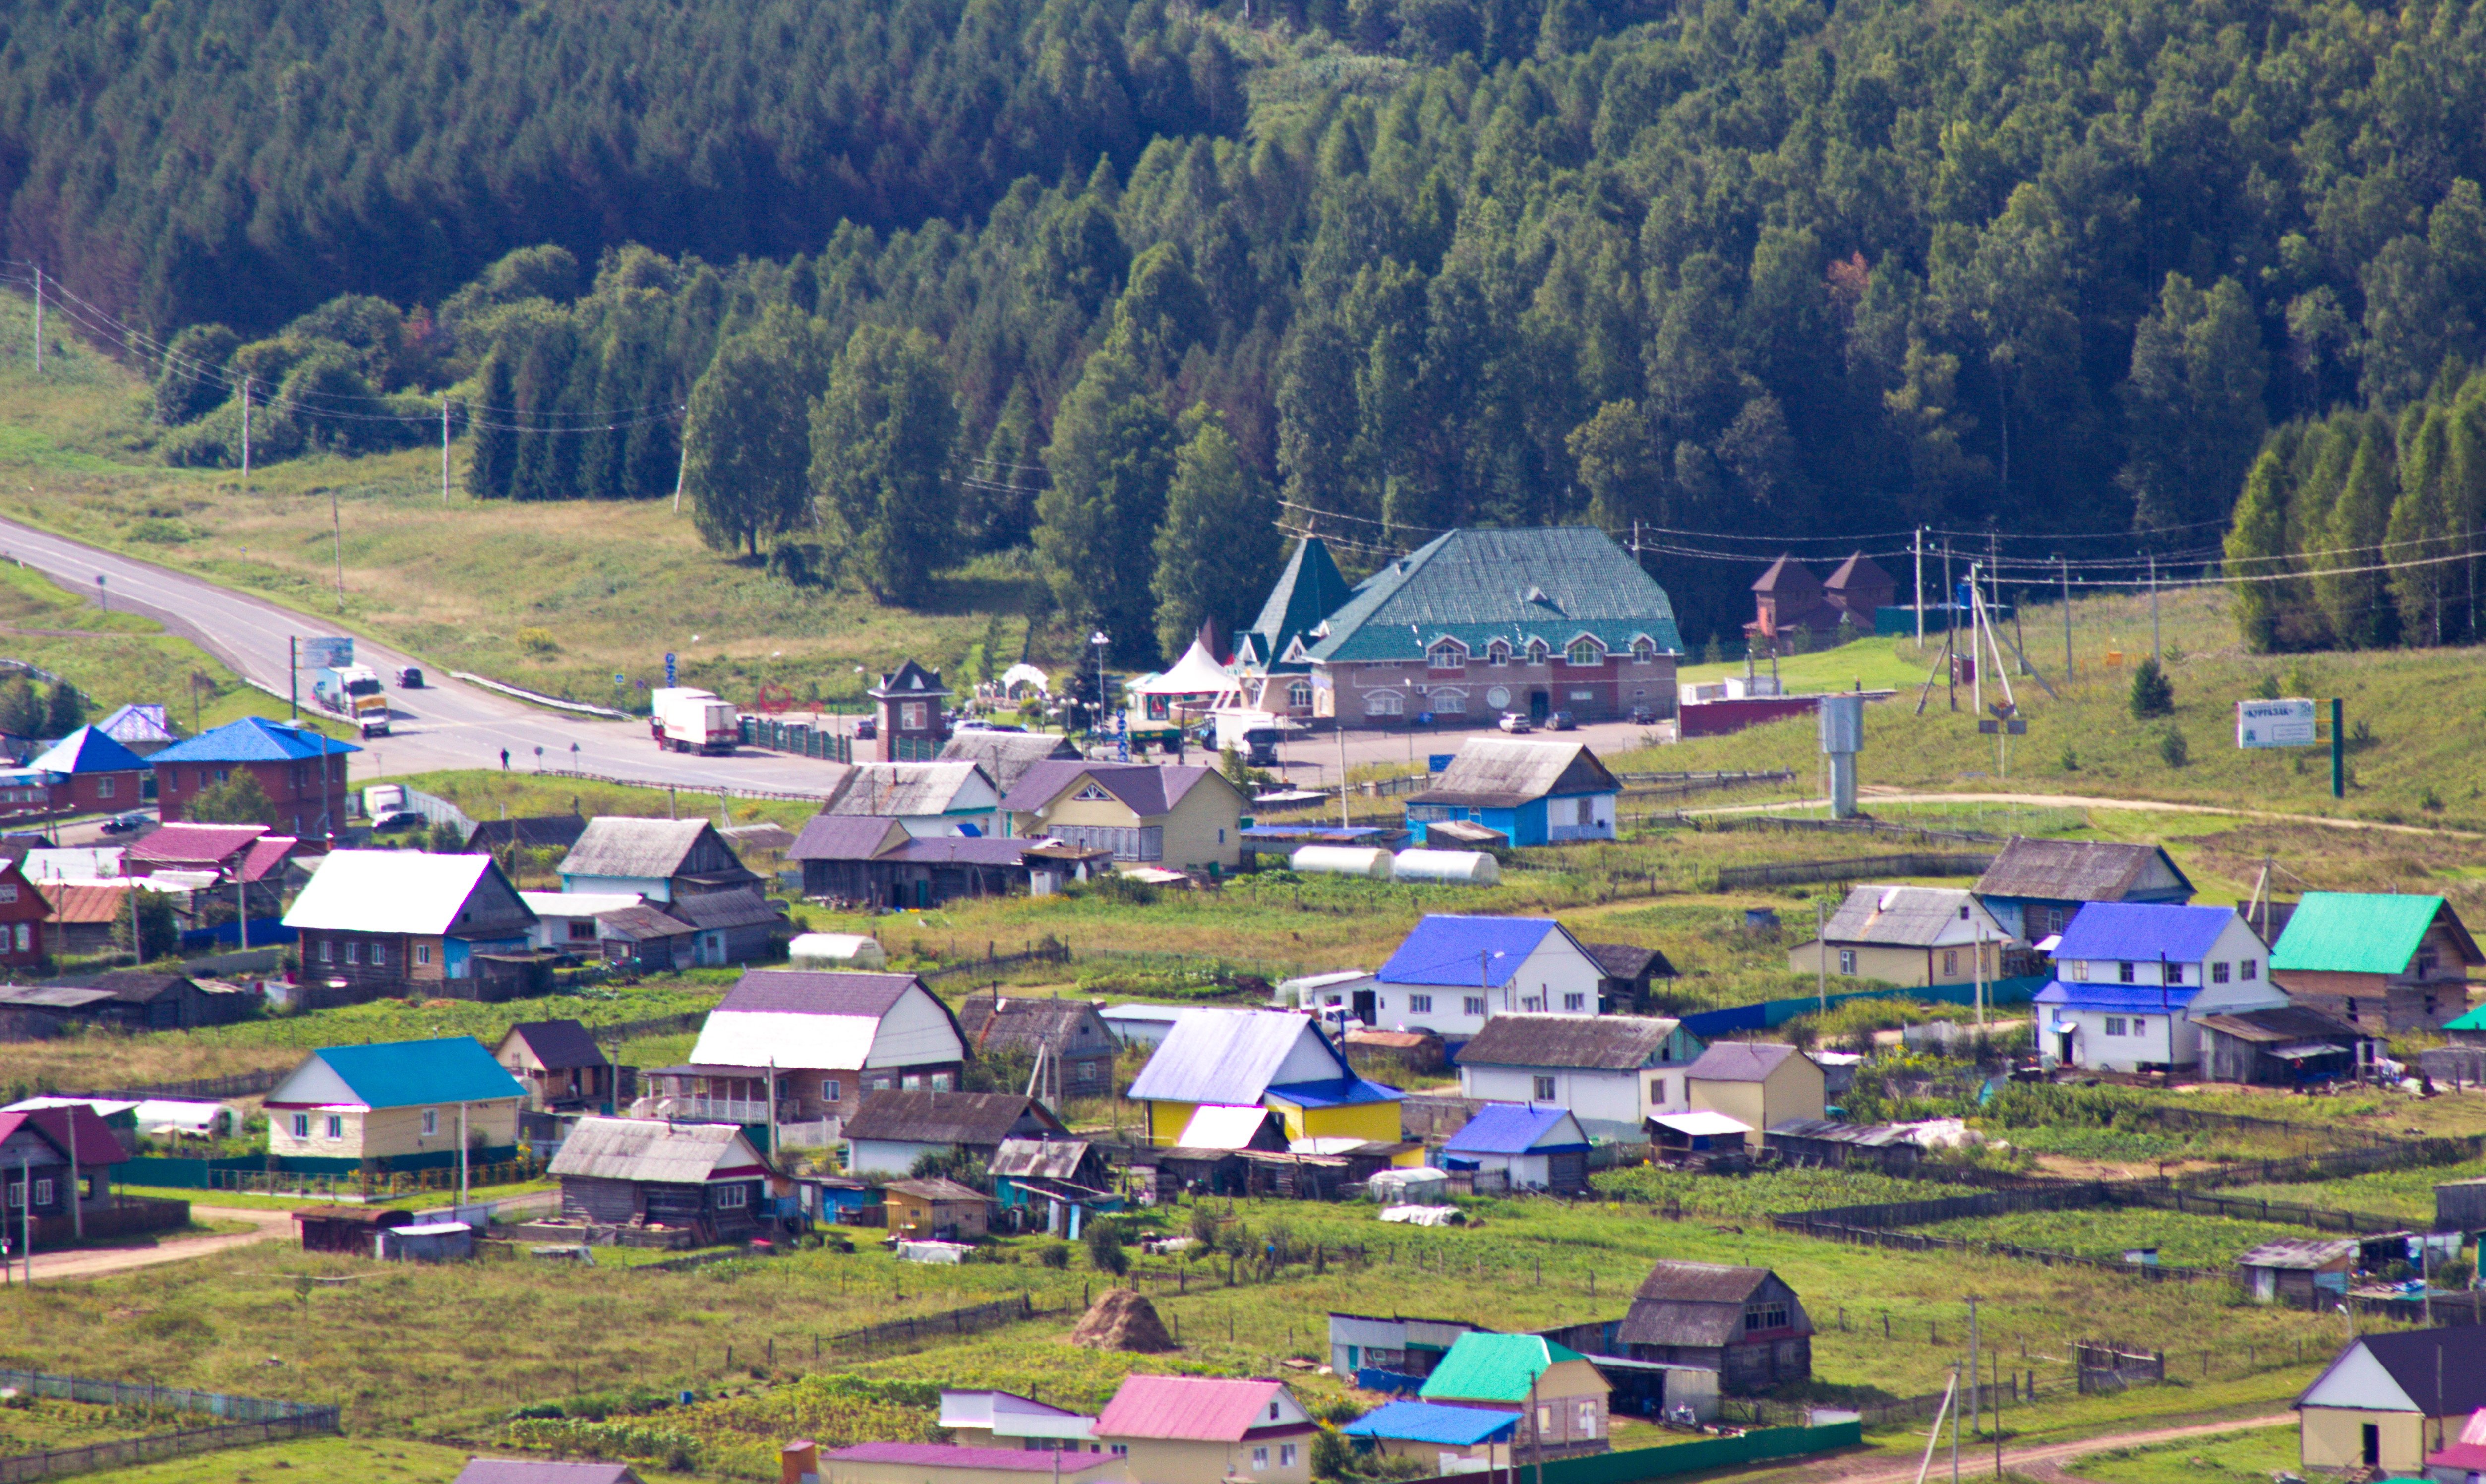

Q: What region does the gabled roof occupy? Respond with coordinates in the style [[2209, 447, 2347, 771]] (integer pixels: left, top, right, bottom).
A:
[[595, 904, 696, 941], [267, 1037, 525, 1110], [96, 704, 177, 746], [1342, 1401, 1518, 1447], [869, 659, 950, 699], [1172, 1104, 1291, 1151], [884, 1176, 989, 1203], [826, 761, 994, 817], [1410, 739, 1619, 810], [2192, 1005, 2363, 1045], [1686, 1042, 1808, 1084], [1750, 556, 1820, 595], [1619, 1261, 1807, 1347], [1125, 1009, 1351, 1106], [125, 823, 265, 869], [34, 881, 127, 924], [1420, 1334, 1588, 1403], [1443, 1103, 1588, 1155], [788, 813, 910, 862], [2297, 1326, 2486, 1415], [1000, 761, 1236, 818], [1375, 915, 1571, 988], [2273, 893, 2483, 974], [1097, 1376, 1303, 1442], [1131, 634, 1238, 697], [1582, 942, 1674, 980], [1633, 1260, 1776, 1304], [147, 716, 360, 764], [559, 817, 744, 882], [501, 1020, 610, 1070], [237, 834, 301, 883], [716, 969, 923, 1017], [1822, 553, 1896, 594], [690, 970, 961, 1075], [988, 1138, 1096, 1180], [669, 887, 783, 932], [464, 816, 590, 852], [1823, 885, 2007, 948], [959, 994, 1113, 1056], [2235, 1238, 2356, 1271], [2054, 903, 2245, 964], [28, 726, 148, 775], [1305, 528, 1684, 664], [1454, 1013, 1684, 1070], [519, 891, 644, 919], [55, 970, 197, 1005], [939, 732, 1081, 795], [547, 1116, 763, 1183], [843, 1091, 1065, 1146], [1973, 838, 2195, 903], [0, 1103, 130, 1165], [282, 851, 529, 936], [1247, 536, 1355, 673]]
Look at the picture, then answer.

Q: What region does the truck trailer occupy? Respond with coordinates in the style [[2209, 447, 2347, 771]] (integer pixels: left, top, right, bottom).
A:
[[651, 687, 739, 754], [313, 663, 392, 738]]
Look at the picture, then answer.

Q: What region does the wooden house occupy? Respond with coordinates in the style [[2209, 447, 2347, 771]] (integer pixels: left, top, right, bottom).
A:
[[1580, 942, 1674, 1014], [595, 902, 697, 973], [1684, 1044, 1825, 1149], [282, 850, 537, 1006], [33, 881, 128, 956], [2271, 892, 2484, 1033], [461, 815, 591, 855], [1789, 885, 2012, 989], [790, 814, 1109, 908], [0, 856, 52, 972], [1000, 761, 1247, 873], [1972, 837, 2195, 943], [883, 1176, 992, 1240], [1418, 1333, 1611, 1459], [547, 1116, 772, 1244], [1125, 1009, 1405, 1150], [2296, 1326, 2486, 1474], [842, 1091, 1067, 1177], [1615, 1260, 1813, 1394], [0, 1103, 128, 1237], [264, 1036, 525, 1164], [494, 1020, 617, 1113], [1404, 739, 1620, 847], [822, 761, 1002, 838], [672, 887, 785, 966], [557, 817, 763, 905], [1453, 1013, 1700, 1139], [518, 891, 644, 955], [2234, 1238, 2357, 1305], [145, 716, 357, 836], [46, 970, 255, 1031], [957, 992, 1119, 1101], [651, 969, 966, 1128]]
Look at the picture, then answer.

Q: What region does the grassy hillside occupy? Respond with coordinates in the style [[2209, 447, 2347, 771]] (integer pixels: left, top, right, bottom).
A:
[[0, 292, 1041, 710]]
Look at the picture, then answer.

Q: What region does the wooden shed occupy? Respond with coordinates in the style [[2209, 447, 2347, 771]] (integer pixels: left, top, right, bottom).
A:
[[547, 1115, 772, 1245], [292, 1205, 416, 1255], [883, 1177, 992, 1241], [2234, 1237, 2356, 1305]]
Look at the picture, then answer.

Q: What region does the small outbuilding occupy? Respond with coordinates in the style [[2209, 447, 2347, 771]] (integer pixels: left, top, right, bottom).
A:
[[1439, 1103, 1592, 1193], [1418, 1333, 1611, 1459], [2195, 1004, 2373, 1086], [958, 992, 1120, 1103], [671, 886, 787, 967], [1684, 1043, 1825, 1149], [293, 1205, 415, 1255], [1580, 942, 1676, 1014], [494, 1019, 618, 1113], [595, 903, 697, 973], [2234, 1238, 2357, 1305], [2296, 1325, 2486, 1474], [1341, 1400, 1516, 1471], [883, 1176, 992, 1241], [376, 1220, 474, 1262]]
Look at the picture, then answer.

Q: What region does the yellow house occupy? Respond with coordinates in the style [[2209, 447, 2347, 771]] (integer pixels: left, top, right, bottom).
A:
[[2295, 1328, 2486, 1475], [1093, 1375, 1318, 1484], [1786, 885, 2012, 988], [1127, 1008, 1415, 1158], [1684, 1043, 1825, 1151], [264, 1036, 526, 1164], [1000, 761, 1248, 874]]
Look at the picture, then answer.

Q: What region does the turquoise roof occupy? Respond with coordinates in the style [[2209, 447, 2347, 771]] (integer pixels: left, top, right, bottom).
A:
[[1303, 528, 1684, 664], [302, 1037, 524, 1109], [1246, 536, 1354, 671]]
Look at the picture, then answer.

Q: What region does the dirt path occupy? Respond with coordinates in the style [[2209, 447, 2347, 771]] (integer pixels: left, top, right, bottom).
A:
[[1798, 1412, 2293, 1484], [1694, 786, 2484, 839], [3, 1205, 294, 1282]]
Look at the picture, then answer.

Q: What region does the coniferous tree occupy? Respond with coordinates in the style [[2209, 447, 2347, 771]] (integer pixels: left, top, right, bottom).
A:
[[508, 326, 576, 502], [2318, 428, 2396, 649], [466, 345, 519, 500], [810, 324, 959, 605], [44, 680, 84, 736], [2225, 447, 2293, 654], [682, 313, 817, 557], [0, 677, 43, 737], [963, 381, 1043, 551], [2387, 407, 2453, 644], [1151, 411, 1278, 661], [1036, 335, 1176, 654]]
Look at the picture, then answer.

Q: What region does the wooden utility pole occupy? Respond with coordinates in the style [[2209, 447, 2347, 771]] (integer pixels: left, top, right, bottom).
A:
[[442, 397, 453, 503], [331, 485, 345, 608], [29, 265, 39, 374], [240, 377, 252, 494]]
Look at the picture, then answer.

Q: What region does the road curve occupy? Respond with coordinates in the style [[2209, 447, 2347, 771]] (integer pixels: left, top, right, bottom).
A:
[[0, 514, 857, 795]]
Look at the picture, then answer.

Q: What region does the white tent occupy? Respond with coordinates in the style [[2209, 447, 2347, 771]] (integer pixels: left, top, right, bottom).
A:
[[1128, 635, 1239, 705]]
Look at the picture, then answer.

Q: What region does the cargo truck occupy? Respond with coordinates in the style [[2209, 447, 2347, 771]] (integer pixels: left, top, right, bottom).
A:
[[651, 687, 739, 754], [313, 663, 392, 738]]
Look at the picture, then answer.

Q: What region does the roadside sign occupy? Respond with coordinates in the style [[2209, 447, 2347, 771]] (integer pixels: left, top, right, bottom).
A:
[[2237, 698, 2317, 748], [302, 636, 354, 669], [664, 652, 677, 686]]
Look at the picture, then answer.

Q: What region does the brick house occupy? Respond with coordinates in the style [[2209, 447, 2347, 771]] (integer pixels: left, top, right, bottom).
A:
[[0, 856, 53, 970], [144, 717, 359, 836], [281, 850, 537, 1007], [870, 659, 953, 762], [24, 726, 152, 815]]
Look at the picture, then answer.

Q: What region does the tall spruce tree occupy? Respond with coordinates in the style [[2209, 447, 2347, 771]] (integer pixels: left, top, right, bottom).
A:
[[1036, 335, 1176, 654], [2387, 407, 2453, 643], [465, 345, 519, 499], [2224, 447, 2293, 653], [2318, 426, 2395, 648], [810, 324, 958, 605], [963, 381, 1044, 551], [1151, 410, 1278, 661]]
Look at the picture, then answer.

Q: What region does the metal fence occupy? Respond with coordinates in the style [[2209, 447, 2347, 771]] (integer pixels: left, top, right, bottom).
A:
[[0, 1368, 336, 1484]]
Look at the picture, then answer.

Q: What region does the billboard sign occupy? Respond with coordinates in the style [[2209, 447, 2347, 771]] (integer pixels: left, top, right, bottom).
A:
[[301, 636, 354, 670], [2237, 698, 2318, 748]]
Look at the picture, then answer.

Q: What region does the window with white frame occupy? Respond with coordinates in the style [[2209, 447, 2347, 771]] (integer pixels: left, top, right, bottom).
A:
[[1364, 689, 1404, 716], [823, 1078, 843, 1102], [1942, 950, 1959, 975], [1563, 992, 1585, 1010], [1566, 637, 1604, 666], [1526, 639, 1549, 665], [1428, 639, 1467, 669], [345, 941, 359, 965], [326, 1115, 343, 1139], [2104, 1016, 2127, 1036], [714, 1184, 749, 1209], [1409, 994, 1432, 1013], [2132, 1017, 2148, 1036], [1838, 949, 1857, 975], [1288, 680, 1313, 709], [1632, 637, 1655, 661], [32, 1179, 50, 1207], [1576, 1401, 1598, 1437], [2069, 960, 2089, 981], [1431, 688, 1467, 713], [371, 943, 386, 966], [422, 1108, 439, 1136], [1486, 641, 1511, 666], [1533, 1075, 1557, 1100]]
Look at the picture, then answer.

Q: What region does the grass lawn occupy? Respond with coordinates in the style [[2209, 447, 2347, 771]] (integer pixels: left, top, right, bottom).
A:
[[1910, 1207, 2319, 1266], [2208, 1153, 2486, 1225], [50, 1434, 712, 1484], [2067, 1423, 2303, 1484]]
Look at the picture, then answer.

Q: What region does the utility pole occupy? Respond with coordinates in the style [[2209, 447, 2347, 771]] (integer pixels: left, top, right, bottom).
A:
[[1967, 1297, 1980, 1465], [289, 636, 298, 721], [672, 440, 688, 513], [332, 485, 345, 609], [29, 264, 39, 375], [1915, 527, 1925, 646], [2060, 558, 2072, 684], [1942, 541, 1956, 711], [442, 396, 453, 503], [1969, 564, 1983, 721], [1816, 899, 1828, 1011], [240, 376, 252, 494], [2149, 556, 2160, 665]]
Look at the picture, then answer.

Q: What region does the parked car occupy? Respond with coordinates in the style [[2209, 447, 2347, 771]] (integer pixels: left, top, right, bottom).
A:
[[101, 810, 152, 835], [1497, 713, 1533, 733], [1628, 705, 1658, 725], [371, 810, 426, 834], [853, 717, 879, 739], [396, 666, 424, 688], [1546, 711, 1577, 731]]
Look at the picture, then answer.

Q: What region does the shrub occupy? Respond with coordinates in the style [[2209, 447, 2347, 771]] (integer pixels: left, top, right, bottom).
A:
[[1085, 1216, 1129, 1275], [1037, 1243, 1070, 1269], [516, 626, 561, 656], [2057, 744, 2079, 772], [2157, 726, 2189, 768], [2129, 658, 2174, 718]]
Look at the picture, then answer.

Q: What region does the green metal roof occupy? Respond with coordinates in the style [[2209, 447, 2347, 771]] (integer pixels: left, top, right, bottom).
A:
[[1302, 527, 1684, 665], [2442, 1003, 2486, 1032], [2271, 893, 2457, 975], [1418, 1333, 1586, 1403]]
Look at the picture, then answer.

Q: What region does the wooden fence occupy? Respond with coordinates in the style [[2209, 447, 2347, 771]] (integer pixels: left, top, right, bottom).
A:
[[830, 1293, 1053, 1351], [1714, 852, 1993, 890], [1769, 1214, 2222, 1283], [72, 1068, 285, 1101], [0, 1368, 335, 1484]]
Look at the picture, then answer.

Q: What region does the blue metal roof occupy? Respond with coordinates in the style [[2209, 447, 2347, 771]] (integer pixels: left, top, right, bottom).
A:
[[2031, 982, 2203, 1011], [1376, 915, 1560, 988], [1264, 1075, 1404, 1108], [2053, 903, 2237, 964], [1443, 1102, 1587, 1154], [312, 1037, 525, 1109], [28, 726, 148, 775], [150, 716, 362, 764], [1341, 1402, 1517, 1447]]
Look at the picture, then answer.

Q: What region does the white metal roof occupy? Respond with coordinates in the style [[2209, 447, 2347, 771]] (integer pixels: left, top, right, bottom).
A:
[[1648, 1110, 1753, 1137], [1175, 1104, 1281, 1149], [282, 851, 510, 935], [520, 891, 644, 918]]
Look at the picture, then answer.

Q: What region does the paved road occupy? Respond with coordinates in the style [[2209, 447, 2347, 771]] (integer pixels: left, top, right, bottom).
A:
[[3, 1204, 294, 1281], [0, 514, 1664, 797], [1802, 1412, 2293, 1484]]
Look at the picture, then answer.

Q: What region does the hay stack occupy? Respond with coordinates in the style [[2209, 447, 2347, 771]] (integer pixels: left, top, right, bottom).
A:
[[1070, 1287, 1179, 1352]]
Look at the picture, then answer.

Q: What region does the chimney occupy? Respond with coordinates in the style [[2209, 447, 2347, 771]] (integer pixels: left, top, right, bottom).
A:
[[783, 1439, 822, 1484]]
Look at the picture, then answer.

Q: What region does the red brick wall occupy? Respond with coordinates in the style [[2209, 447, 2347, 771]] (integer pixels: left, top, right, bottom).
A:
[[155, 755, 349, 835]]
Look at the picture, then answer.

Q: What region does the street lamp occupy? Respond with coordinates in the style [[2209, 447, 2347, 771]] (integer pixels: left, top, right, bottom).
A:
[[1089, 631, 1110, 748]]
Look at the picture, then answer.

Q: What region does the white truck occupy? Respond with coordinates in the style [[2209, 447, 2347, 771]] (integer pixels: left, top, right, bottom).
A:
[[313, 663, 392, 738], [651, 687, 739, 754]]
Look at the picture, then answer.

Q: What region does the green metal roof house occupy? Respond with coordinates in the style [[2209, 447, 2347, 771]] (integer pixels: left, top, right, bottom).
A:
[[263, 1036, 525, 1168], [1419, 1333, 1612, 1457], [1238, 528, 1685, 731], [2271, 893, 2482, 1033]]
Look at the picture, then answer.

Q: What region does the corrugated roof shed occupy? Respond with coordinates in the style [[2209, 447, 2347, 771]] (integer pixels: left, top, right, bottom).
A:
[[988, 1138, 1095, 1179], [2192, 1005, 2363, 1045], [1582, 942, 1674, 980], [1974, 838, 2193, 902], [884, 1176, 991, 1203], [2273, 892, 2482, 974], [1410, 739, 1619, 810], [826, 761, 993, 817], [596, 904, 696, 941], [547, 1117, 761, 1183], [282, 850, 526, 936], [2234, 1238, 2356, 1271], [670, 887, 783, 932], [1304, 528, 1684, 663], [843, 1091, 1064, 1146], [1342, 1401, 1518, 1446], [788, 814, 909, 862], [1454, 1013, 1683, 1070]]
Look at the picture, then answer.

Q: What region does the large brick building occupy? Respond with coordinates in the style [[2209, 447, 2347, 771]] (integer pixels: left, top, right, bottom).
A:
[[0, 726, 153, 820], [146, 717, 359, 836]]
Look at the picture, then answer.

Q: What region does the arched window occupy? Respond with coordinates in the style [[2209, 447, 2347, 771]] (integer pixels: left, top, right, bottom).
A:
[[1632, 637, 1656, 661], [1286, 680, 1313, 710], [1364, 689, 1405, 716], [1486, 641, 1512, 667], [1427, 639, 1467, 670], [1567, 637, 1605, 667], [1525, 639, 1548, 666], [1430, 688, 1468, 713]]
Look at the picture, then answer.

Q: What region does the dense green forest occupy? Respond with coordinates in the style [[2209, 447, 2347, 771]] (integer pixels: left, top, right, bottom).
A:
[[16, 0, 2486, 655]]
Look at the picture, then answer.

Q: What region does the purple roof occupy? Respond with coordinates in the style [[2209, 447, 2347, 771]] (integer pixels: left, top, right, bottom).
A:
[[718, 969, 923, 1016], [789, 814, 905, 861], [1000, 761, 1225, 816], [888, 835, 1045, 866], [2054, 903, 2239, 964], [829, 1445, 1113, 1474]]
